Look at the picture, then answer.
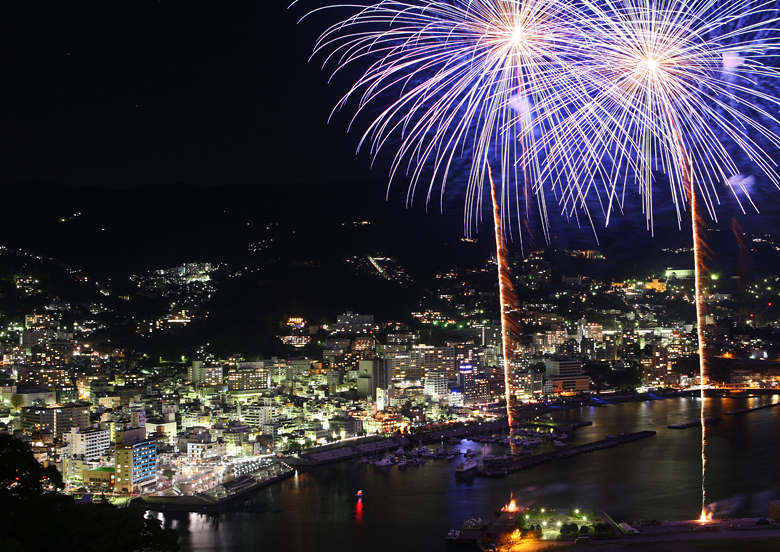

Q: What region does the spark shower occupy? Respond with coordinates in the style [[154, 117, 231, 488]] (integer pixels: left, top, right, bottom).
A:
[[295, 0, 780, 518]]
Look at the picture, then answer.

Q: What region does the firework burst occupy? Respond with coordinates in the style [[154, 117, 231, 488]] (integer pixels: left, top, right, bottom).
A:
[[299, 0, 595, 239], [541, 0, 780, 229], [541, 0, 780, 516]]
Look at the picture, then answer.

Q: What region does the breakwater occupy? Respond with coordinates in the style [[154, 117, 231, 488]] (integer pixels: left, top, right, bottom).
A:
[[726, 402, 780, 415], [477, 431, 657, 478]]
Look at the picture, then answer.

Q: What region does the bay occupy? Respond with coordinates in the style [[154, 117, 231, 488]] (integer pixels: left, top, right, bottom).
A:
[[158, 396, 780, 552]]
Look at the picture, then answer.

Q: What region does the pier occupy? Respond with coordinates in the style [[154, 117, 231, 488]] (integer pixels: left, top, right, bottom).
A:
[[477, 431, 656, 478]]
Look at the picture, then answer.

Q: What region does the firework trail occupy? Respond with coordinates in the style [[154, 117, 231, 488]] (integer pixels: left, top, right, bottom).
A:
[[541, 0, 780, 517], [489, 166, 522, 442]]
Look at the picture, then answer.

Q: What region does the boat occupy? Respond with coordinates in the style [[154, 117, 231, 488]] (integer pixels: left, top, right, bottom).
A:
[[552, 440, 568, 448], [356, 490, 363, 497], [455, 458, 478, 473], [374, 455, 395, 466], [445, 529, 461, 541], [462, 517, 490, 530]]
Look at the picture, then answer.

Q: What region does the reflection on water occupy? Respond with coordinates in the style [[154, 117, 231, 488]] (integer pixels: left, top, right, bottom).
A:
[[164, 396, 780, 552]]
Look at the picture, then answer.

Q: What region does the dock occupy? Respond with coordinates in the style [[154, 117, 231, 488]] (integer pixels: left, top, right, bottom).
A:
[[521, 420, 593, 433], [476, 511, 516, 551], [136, 462, 294, 513], [726, 402, 780, 415], [667, 417, 722, 429], [477, 431, 656, 477]]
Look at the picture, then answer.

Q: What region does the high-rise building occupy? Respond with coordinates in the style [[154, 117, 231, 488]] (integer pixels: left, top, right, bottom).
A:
[[578, 320, 603, 343], [385, 346, 456, 380], [63, 426, 110, 461], [543, 358, 590, 394], [114, 438, 157, 494], [423, 370, 448, 401], [225, 365, 270, 390], [21, 403, 90, 438], [650, 344, 676, 386], [243, 402, 279, 429], [357, 359, 390, 398], [188, 361, 223, 386]]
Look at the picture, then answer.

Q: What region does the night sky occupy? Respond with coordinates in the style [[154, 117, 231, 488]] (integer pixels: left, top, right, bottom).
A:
[[3, 1, 780, 248], [0, 1, 374, 189]]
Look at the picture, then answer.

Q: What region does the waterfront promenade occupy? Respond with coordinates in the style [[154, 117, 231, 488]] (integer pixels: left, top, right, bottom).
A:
[[484, 515, 780, 551]]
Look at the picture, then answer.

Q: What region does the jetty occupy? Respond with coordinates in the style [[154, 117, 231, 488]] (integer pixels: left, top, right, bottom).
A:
[[477, 431, 656, 478]]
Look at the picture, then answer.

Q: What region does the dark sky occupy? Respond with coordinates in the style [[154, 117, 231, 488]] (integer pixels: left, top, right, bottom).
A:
[[0, 1, 374, 188], [3, 1, 779, 248]]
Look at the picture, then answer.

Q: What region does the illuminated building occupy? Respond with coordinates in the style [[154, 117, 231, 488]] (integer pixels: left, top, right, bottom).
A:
[[645, 279, 667, 292], [243, 400, 279, 429], [83, 467, 115, 490], [357, 359, 389, 398], [186, 440, 226, 461], [602, 332, 621, 361], [332, 311, 375, 333], [385, 346, 456, 380], [650, 345, 676, 387], [21, 402, 90, 438], [63, 426, 110, 461], [386, 332, 417, 346], [18, 366, 71, 387], [328, 412, 362, 437], [577, 319, 603, 343], [114, 438, 157, 493], [459, 365, 490, 401], [25, 313, 57, 331], [511, 370, 545, 397], [225, 365, 269, 390], [423, 370, 448, 401], [280, 335, 311, 348], [543, 358, 590, 394], [188, 360, 224, 386]]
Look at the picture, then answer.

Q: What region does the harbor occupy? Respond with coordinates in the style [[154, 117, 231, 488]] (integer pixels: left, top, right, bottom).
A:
[[155, 396, 780, 552]]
